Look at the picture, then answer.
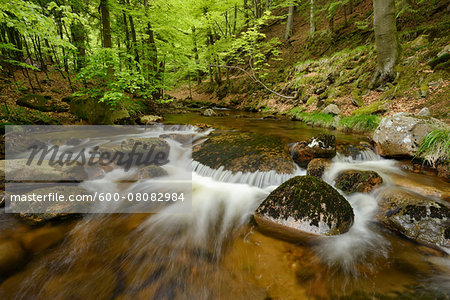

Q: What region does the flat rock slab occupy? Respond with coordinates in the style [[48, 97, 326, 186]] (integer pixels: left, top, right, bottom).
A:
[[192, 131, 296, 174]]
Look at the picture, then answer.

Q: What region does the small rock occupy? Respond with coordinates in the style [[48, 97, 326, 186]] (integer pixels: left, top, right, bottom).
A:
[[136, 165, 168, 180], [290, 134, 336, 168], [139, 115, 163, 124], [306, 158, 331, 178], [0, 240, 26, 276], [410, 35, 428, 49], [335, 170, 383, 194], [255, 175, 354, 238], [350, 90, 364, 107], [321, 104, 340, 115], [202, 109, 217, 117], [417, 107, 430, 117]]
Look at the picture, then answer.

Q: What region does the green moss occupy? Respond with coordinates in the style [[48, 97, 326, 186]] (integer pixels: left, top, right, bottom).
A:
[[351, 101, 390, 116], [256, 175, 354, 235], [306, 96, 318, 106], [350, 90, 363, 107], [429, 53, 450, 69]]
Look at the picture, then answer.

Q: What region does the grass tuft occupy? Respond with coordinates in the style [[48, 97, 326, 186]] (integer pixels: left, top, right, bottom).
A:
[[294, 112, 335, 127], [416, 128, 450, 167], [339, 115, 381, 133]]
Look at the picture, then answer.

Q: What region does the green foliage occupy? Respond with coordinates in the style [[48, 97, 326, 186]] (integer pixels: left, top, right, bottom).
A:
[[351, 101, 389, 116], [339, 115, 381, 132], [416, 128, 450, 167]]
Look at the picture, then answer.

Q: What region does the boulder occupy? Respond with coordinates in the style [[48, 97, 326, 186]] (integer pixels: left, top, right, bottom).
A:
[[0, 240, 26, 276], [335, 170, 383, 194], [255, 175, 354, 238], [202, 109, 217, 117], [69, 96, 130, 124], [377, 188, 450, 250], [138, 115, 163, 124], [290, 134, 336, 168], [373, 113, 448, 157], [193, 131, 296, 174], [321, 104, 340, 115], [306, 158, 332, 179]]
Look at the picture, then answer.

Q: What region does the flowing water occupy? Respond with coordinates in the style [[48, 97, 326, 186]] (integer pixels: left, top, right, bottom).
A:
[[0, 111, 449, 300]]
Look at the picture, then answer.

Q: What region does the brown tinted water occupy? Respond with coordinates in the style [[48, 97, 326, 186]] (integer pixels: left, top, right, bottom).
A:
[[0, 112, 449, 300]]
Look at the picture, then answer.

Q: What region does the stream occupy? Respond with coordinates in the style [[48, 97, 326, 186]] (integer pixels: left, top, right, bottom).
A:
[[0, 111, 449, 300]]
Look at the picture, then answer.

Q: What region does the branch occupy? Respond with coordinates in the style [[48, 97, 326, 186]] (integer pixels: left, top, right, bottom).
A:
[[208, 63, 294, 99]]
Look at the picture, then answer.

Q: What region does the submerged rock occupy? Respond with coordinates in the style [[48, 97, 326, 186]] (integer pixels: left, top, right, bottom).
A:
[[255, 175, 354, 238], [373, 112, 447, 157], [0, 239, 26, 276], [193, 131, 296, 174], [377, 188, 450, 250], [306, 158, 331, 179], [290, 134, 336, 168], [335, 170, 383, 194]]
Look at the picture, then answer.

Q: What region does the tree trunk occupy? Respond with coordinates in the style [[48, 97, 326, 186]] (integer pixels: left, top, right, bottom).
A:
[[100, 0, 113, 76], [310, 0, 315, 35], [370, 0, 399, 88], [284, 5, 295, 40], [100, 0, 112, 49], [144, 0, 158, 81], [244, 0, 249, 29]]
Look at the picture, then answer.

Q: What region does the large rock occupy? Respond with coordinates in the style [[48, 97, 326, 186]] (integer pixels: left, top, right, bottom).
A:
[[321, 104, 340, 115], [335, 170, 383, 194], [193, 131, 296, 174], [306, 158, 331, 179], [377, 188, 450, 250], [0, 240, 26, 276], [70, 96, 130, 124], [255, 175, 354, 238], [290, 134, 336, 168], [373, 113, 448, 157]]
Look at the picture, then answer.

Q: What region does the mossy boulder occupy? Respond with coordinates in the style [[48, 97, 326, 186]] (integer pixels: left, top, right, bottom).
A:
[[69, 96, 130, 124], [377, 188, 450, 251], [351, 101, 390, 116], [290, 134, 336, 168], [16, 94, 68, 112], [306, 96, 318, 106], [255, 175, 354, 237], [306, 158, 332, 179], [429, 53, 450, 70], [373, 112, 448, 157], [192, 131, 296, 174], [335, 170, 383, 194], [350, 90, 364, 107], [138, 115, 163, 124]]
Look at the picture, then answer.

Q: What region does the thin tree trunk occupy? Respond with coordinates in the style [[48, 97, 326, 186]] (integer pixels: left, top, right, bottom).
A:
[[284, 5, 295, 40], [244, 0, 249, 29], [23, 38, 43, 91], [310, 0, 315, 35], [100, 0, 113, 76], [370, 0, 399, 88], [70, 5, 86, 71], [192, 26, 202, 84]]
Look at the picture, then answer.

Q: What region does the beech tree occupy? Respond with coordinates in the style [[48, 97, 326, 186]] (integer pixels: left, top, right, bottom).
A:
[[371, 0, 400, 88]]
